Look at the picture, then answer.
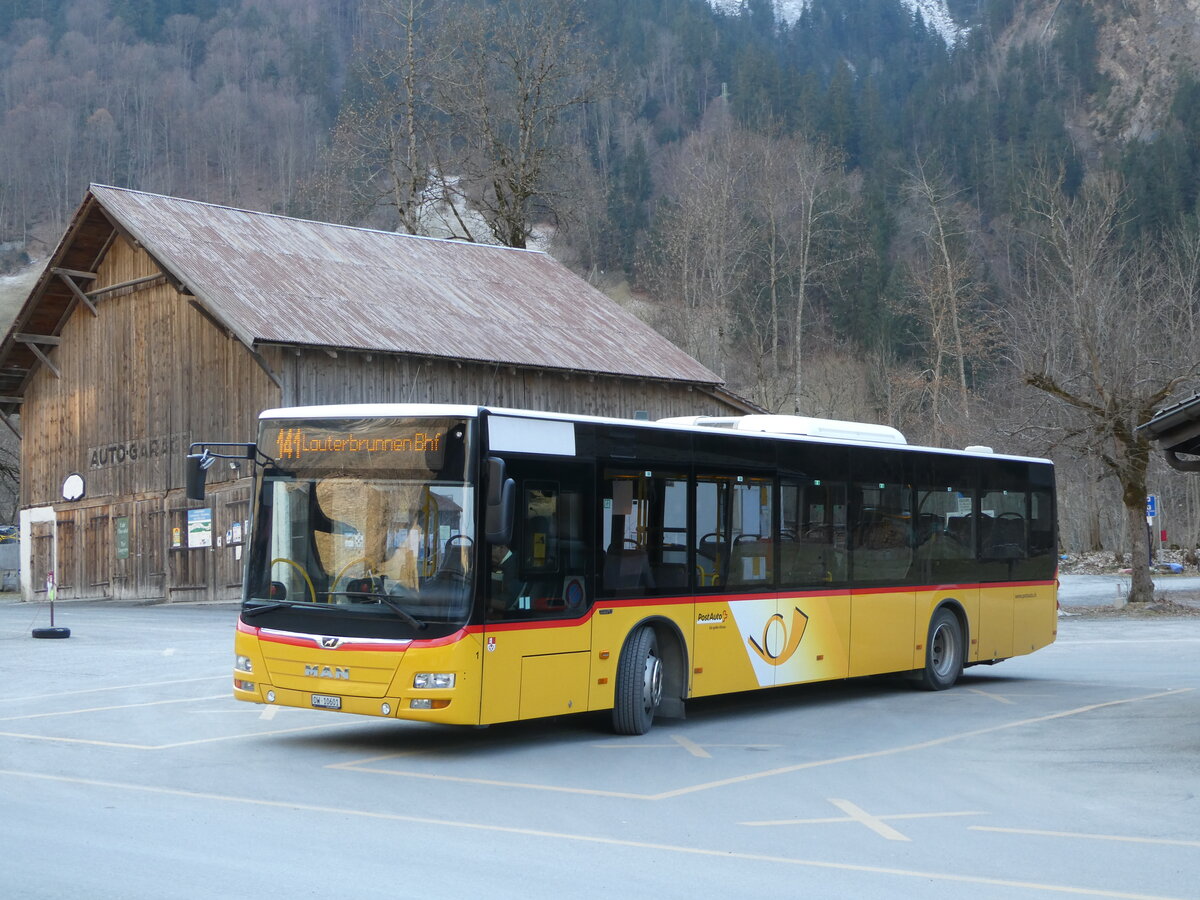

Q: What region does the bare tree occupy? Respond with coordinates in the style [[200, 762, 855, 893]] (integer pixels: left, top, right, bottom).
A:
[[432, 0, 602, 247], [742, 132, 858, 413], [321, 0, 447, 232], [1008, 171, 1200, 603], [639, 104, 756, 379], [900, 160, 996, 445]]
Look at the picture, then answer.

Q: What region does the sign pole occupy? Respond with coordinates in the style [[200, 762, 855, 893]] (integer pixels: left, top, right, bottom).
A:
[[32, 571, 71, 639]]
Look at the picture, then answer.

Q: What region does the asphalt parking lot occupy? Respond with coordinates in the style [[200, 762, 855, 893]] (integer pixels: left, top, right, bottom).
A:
[[1, 598, 1197, 900]]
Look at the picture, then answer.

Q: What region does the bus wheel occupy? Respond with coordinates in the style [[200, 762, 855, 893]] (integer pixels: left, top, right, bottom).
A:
[[916, 608, 963, 691], [612, 627, 663, 735]]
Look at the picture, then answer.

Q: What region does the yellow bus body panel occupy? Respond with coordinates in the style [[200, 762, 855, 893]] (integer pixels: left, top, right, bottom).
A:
[[693, 592, 853, 694], [232, 579, 1056, 726], [588, 601, 694, 712], [480, 617, 591, 724], [233, 625, 485, 725]]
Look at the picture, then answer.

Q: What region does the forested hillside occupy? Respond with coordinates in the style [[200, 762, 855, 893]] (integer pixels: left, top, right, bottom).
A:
[[3, 0, 1200, 568]]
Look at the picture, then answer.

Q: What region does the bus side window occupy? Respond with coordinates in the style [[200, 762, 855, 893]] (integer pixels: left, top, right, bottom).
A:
[[779, 478, 847, 586], [851, 481, 913, 582], [726, 477, 774, 586], [914, 485, 975, 581], [980, 489, 1027, 560], [600, 470, 686, 594]]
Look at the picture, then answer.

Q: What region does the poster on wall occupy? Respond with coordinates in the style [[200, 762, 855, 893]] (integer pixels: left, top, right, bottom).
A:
[[115, 517, 130, 560], [187, 508, 212, 549]]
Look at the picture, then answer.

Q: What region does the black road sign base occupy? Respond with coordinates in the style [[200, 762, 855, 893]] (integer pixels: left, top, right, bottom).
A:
[[32, 626, 71, 639]]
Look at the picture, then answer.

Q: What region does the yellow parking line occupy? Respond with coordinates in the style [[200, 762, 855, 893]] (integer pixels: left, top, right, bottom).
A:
[[0, 768, 1185, 900], [971, 826, 1200, 849]]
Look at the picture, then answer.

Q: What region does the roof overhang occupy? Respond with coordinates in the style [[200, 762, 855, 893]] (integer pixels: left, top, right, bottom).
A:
[[1139, 394, 1200, 473]]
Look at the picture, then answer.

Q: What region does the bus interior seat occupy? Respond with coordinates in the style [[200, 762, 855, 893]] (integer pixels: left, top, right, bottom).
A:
[[696, 534, 730, 585], [603, 545, 655, 590], [728, 541, 771, 585], [652, 562, 688, 589]]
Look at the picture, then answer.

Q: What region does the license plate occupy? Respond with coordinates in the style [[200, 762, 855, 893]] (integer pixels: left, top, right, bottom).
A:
[[311, 693, 342, 710]]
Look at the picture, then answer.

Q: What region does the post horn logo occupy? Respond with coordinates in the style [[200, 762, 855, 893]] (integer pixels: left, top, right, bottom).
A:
[[748, 607, 809, 666]]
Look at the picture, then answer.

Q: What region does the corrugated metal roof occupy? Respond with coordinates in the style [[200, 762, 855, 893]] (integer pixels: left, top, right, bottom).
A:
[[89, 185, 721, 385]]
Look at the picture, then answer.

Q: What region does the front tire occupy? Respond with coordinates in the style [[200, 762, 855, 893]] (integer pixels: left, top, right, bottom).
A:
[[916, 608, 963, 691], [612, 627, 663, 735]]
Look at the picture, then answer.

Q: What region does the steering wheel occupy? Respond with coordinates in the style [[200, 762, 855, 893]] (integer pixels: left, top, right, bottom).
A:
[[997, 512, 1024, 520], [332, 557, 386, 596], [270, 557, 316, 604]]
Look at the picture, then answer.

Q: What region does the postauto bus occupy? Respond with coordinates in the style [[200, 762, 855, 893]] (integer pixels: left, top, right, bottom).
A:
[[186, 404, 1058, 735]]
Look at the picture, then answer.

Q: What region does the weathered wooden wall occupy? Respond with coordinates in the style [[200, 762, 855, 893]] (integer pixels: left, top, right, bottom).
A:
[[265, 347, 735, 420], [21, 237, 277, 600]]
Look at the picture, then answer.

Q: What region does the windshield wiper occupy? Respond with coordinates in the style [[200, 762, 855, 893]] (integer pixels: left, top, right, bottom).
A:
[[325, 591, 428, 630], [242, 599, 339, 618]]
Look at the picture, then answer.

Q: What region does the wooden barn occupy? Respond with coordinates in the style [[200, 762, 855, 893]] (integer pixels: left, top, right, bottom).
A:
[[0, 185, 750, 603]]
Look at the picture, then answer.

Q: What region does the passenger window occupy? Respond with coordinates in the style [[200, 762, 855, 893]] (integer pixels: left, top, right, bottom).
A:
[[980, 488, 1028, 560], [600, 469, 687, 594], [780, 478, 847, 585], [852, 480, 913, 582], [696, 474, 773, 588], [914, 484, 976, 581]]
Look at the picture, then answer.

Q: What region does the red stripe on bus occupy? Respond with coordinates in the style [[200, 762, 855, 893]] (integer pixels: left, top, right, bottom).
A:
[[241, 578, 1057, 645]]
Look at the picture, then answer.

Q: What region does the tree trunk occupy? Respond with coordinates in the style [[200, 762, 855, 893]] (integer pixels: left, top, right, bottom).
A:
[[1123, 496, 1155, 604]]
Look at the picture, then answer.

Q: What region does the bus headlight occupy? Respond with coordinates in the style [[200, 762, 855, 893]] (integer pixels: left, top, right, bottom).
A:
[[413, 672, 455, 689], [235, 655, 253, 673]]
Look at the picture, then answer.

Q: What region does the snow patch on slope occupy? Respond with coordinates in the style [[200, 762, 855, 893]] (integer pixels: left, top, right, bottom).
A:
[[711, 0, 963, 46]]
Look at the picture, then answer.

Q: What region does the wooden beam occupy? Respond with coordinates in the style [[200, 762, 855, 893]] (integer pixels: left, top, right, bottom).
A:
[[0, 410, 20, 440], [0, 396, 23, 404], [12, 333, 61, 345], [87, 273, 165, 298], [55, 270, 99, 317], [27, 343, 60, 379], [52, 267, 97, 280], [249, 348, 284, 391]]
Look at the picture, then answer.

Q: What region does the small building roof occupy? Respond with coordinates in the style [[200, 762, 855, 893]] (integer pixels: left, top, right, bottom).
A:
[[1139, 393, 1200, 472], [0, 185, 723, 415]]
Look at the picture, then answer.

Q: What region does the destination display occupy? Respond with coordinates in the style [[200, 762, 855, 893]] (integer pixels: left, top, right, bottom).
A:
[[261, 417, 465, 473]]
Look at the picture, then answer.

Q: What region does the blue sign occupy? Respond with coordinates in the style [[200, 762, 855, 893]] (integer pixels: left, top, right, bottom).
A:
[[1146, 494, 1157, 518]]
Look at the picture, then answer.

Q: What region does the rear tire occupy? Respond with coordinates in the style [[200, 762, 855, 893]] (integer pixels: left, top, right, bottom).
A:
[[916, 608, 962, 691], [612, 627, 663, 735]]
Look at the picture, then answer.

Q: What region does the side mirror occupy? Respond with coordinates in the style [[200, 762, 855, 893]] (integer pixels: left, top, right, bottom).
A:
[[185, 452, 211, 501], [485, 456, 515, 544], [185, 442, 257, 501]]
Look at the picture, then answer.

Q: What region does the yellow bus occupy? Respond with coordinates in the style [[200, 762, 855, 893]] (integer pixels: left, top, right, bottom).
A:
[[188, 405, 1058, 735]]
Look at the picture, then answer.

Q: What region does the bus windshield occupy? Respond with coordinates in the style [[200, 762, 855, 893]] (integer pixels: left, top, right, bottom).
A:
[[243, 417, 475, 636]]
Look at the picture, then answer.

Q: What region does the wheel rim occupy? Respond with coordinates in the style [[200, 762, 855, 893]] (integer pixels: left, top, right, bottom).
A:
[[642, 652, 663, 714], [930, 621, 957, 678]]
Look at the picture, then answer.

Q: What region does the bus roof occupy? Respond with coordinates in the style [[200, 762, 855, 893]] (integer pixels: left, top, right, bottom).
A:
[[257, 404, 1051, 465]]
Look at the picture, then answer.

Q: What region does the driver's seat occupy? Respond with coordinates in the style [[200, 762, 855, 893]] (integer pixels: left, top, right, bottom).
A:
[[344, 577, 376, 600]]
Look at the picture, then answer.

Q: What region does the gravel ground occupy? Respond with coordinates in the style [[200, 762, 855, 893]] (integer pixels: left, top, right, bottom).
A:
[[1062, 594, 1200, 618]]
